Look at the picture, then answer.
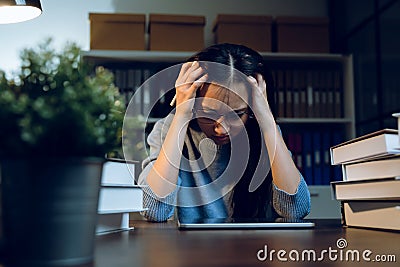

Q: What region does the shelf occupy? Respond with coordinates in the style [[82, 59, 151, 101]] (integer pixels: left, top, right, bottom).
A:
[[81, 50, 349, 65], [260, 52, 347, 62], [275, 118, 354, 124], [81, 50, 195, 64]]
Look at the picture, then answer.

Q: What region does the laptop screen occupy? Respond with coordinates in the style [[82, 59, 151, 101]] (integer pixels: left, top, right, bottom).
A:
[[178, 217, 315, 229]]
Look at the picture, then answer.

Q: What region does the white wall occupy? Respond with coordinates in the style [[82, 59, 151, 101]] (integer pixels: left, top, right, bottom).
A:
[[0, 0, 328, 76]]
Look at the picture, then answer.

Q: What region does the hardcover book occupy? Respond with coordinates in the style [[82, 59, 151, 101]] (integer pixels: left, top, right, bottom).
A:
[[101, 158, 139, 186], [331, 178, 400, 201], [330, 129, 400, 165], [342, 156, 400, 182], [98, 185, 145, 214], [343, 201, 400, 231]]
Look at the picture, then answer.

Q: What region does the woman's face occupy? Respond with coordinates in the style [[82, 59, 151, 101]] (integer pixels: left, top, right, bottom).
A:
[[194, 83, 250, 145]]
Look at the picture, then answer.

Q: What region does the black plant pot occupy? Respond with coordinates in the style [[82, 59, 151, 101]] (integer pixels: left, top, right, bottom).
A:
[[0, 157, 104, 266]]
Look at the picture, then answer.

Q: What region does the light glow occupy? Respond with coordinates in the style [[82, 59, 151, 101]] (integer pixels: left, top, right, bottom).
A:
[[0, 6, 42, 24]]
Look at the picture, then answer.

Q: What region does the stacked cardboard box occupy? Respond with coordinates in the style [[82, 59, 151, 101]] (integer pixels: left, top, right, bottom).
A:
[[212, 14, 273, 52], [275, 16, 330, 53], [88, 13, 331, 53], [148, 14, 205, 51], [89, 13, 146, 50]]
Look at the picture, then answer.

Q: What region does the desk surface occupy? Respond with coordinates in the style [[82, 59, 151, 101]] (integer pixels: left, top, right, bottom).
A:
[[93, 219, 399, 267], [0, 219, 398, 267]]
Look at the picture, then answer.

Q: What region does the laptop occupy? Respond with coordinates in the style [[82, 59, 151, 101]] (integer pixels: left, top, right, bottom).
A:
[[178, 217, 315, 230]]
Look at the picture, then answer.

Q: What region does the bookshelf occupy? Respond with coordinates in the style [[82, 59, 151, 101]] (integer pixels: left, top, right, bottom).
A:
[[82, 50, 355, 127], [82, 50, 355, 218]]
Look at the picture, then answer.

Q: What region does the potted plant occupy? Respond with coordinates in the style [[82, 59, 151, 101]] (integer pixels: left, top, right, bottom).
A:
[[0, 38, 124, 266]]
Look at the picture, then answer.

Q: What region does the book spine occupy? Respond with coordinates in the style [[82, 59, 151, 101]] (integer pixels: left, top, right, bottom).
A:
[[285, 69, 293, 118], [292, 70, 300, 117], [334, 70, 343, 118], [312, 132, 322, 185], [321, 131, 332, 184], [306, 71, 314, 118], [326, 70, 335, 118], [313, 71, 321, 117], [277, 70, 285, 118], [299, 70, 307, 118], [302, 131, 314, 185], [331, 131, 344, 180]]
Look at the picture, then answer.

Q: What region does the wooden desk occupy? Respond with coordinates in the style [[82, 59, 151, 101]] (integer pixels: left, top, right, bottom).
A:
[[0, 220, 398, 266], [93, 220, 399, 267]]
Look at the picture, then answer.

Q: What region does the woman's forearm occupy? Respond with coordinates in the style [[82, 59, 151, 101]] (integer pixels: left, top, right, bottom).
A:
[[146, 112, 190, 197], [259, 114, 301, 194]]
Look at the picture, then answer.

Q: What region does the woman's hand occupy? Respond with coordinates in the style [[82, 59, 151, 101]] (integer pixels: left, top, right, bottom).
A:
[[248, 74, 274, 129], [174, 61, 207, 116]]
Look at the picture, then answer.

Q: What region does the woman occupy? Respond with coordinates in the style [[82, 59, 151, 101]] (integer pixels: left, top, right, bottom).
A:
[[138, 43, 311, 222]]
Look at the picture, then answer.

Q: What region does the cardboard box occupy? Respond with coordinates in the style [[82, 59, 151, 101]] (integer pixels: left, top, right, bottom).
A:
[[275, 16, 330, 53], [148, 14, 205, 51], [213, 14, 273, 52], [89, 13, 145, 50]]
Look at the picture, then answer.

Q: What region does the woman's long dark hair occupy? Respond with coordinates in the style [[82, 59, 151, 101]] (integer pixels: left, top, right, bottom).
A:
[[187, 43, 276, 114], [187, 43, 278, 218]]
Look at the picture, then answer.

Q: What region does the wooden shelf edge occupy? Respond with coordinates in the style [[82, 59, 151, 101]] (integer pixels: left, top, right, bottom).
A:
[[276, 118, 354, 124], [81, 50, 349, 63]]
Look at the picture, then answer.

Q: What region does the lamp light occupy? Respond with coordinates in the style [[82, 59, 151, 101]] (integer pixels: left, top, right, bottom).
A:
[[0, 0, 42, 24]]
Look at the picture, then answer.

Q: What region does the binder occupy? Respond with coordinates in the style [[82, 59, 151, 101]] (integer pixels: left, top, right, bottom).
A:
[[271, 70, 279, 116], [134, 69, 143, 113], [287, 133, 296, 161], [302, 131, 314, 185], [312, 132, 322, 185], [298, 70, 307, 118], [333, 70, 343, 118], [331, 131, 344, 181], [277, 70, 285, 118], [326, 70, 335, 118], [292, 70, 300, 117], [142, 68, 152, 116], [306, 70, 314, 118], [285, 69, 293, 117], [319, 71, 328, 118], [321, 131, 332, 184], [127, 69, 136, 100], [313, 71, 321, 117], [294, 132, 303, 174]]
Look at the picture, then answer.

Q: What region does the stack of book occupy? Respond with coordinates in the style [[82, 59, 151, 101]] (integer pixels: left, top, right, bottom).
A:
[[330, 128, 400, 231], [97, 158, 146, 235]]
